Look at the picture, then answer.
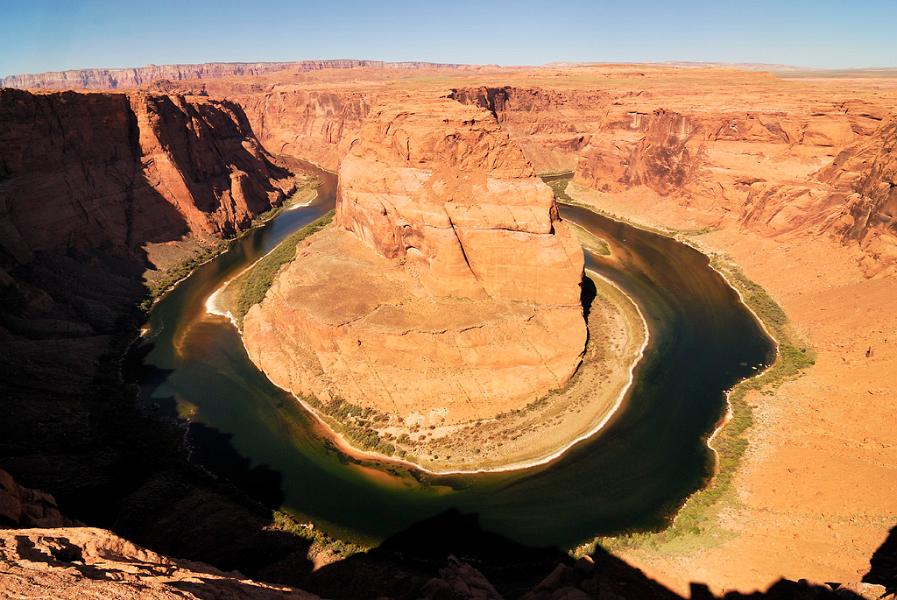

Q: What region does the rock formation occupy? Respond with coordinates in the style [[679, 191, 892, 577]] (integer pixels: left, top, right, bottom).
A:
[[0, 526, 320, 599], [817, 116, 897, 274], [0, 469, 72, 528], [447, 80, 897, 275], [3, 61, 897, 598], [237, 89, 372, 171], [243, 99, 586, 424], [0, 87, 293, 523]]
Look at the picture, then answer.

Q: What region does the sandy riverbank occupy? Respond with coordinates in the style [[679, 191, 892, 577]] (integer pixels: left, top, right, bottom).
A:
[[565, 181, 897, 594], [208, 223, 648, 474]]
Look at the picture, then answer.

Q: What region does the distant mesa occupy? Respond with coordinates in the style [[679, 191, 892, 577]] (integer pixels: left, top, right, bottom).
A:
[[0, 59, 471, 90]]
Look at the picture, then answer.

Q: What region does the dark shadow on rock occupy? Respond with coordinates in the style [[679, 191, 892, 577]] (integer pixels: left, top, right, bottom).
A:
[[864, 524, 897, 595], [580, 274, 597, 323], [303, 509, 870, 600], [0, 88, 315, 584]]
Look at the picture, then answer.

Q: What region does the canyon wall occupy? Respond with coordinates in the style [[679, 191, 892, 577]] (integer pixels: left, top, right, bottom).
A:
[[243, 99, 586, 423], [816, 117, 897, 273], [451, 84, 897, 275], [0, 88, 293, 522], [236, 89, 372, 171]]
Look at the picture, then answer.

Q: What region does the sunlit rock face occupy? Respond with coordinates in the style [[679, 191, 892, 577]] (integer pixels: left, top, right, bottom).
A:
[[243, 99, 587, 423]]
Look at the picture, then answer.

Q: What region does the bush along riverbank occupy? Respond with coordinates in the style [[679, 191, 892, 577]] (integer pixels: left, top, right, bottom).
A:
[[139, 174, 318, 313], [575, 251, 815, 557], [213, 209, 335, 327]]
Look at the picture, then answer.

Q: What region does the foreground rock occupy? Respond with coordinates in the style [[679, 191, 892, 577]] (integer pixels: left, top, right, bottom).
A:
[[243, 99, 587, 464], [0, 527, 320, 600]]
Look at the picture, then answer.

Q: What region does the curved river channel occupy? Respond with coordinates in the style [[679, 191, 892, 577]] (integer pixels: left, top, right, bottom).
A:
[[132, 164, 774, 548]]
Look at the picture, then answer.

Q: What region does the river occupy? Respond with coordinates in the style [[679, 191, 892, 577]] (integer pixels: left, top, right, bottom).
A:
[[131, 164, 774, 548]]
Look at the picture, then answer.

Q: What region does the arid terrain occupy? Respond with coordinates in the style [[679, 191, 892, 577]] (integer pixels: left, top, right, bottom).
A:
[[1, 60, 896, 598]]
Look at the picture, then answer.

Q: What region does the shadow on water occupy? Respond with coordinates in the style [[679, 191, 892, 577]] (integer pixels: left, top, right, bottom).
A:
[[133, 170, 778, 550], [12, 507, 894, 598], [299, 510, 879, 599]]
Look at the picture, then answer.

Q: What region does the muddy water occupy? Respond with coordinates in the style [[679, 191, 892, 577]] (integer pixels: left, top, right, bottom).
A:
[[133, 169, 774, 548]]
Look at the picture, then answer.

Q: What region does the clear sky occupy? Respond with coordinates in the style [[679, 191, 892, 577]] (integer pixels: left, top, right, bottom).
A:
[[2, 0, 895, 77]]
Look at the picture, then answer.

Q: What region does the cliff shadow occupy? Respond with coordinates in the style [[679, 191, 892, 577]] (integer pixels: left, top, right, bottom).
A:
[[301, 509, 871, 600], [0, 89, 316, 582], [864, 524, 897, 595]]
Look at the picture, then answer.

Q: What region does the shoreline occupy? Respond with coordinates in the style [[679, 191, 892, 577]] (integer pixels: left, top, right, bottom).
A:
[[209, 262, 650, 476], [206, 196, 775, 480], [559, 193, 782, 489], [202, 188, 323, 328], [561, 184, 806, 562]]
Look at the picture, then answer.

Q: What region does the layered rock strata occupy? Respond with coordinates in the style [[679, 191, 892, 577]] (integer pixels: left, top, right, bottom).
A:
[[449, 82, 897, 275], [243, 99, 586, 424], [0, 88, 293, 513]]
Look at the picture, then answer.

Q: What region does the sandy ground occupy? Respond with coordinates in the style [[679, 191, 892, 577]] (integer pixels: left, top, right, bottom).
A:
[[567, 183, 897, 594]]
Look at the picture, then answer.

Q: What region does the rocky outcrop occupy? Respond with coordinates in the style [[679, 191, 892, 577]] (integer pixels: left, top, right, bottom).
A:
[[0, 527, 319, 599], [0, 469, 72, 528], [0, 88, 292, 522], [450, 86, 609, 173], [0, 89, 292, 261], [0, 60, 469, 91], [452, 82, 896, 274], [129, 93, 294, 238], [243, 99, 585, 425], [817, 117, 897, 274]]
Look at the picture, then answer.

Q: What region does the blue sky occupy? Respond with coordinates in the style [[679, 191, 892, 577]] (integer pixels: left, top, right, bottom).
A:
[[1, 0, 895, 77]]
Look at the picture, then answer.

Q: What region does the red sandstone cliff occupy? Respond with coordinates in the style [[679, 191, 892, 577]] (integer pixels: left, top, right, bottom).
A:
[[0, 88, 293, 502], [236, 89, 372, 171], [243, 99, 586, 423], [816, 116, 897, 273], [450, 83, 895, 275]]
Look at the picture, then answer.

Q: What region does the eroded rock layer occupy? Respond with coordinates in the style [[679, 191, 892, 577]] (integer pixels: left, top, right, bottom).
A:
[[449, 81, 897, 275], [244, 100, 586, 422], [0, 88, 293, 508]]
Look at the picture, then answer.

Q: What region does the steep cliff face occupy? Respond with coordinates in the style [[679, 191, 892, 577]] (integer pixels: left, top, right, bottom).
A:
[[577, 109, 704, 195], [0, 89, 292, 266], [451, 84, 896, 274], [817, 117, 897, 273], [450, 86, 608, 173], [0, 88, 292, 512], [0, 62, 295, 90], [129, 93, 293, 238], [243, 99, 586, 424], [237, 89, 372, 171]]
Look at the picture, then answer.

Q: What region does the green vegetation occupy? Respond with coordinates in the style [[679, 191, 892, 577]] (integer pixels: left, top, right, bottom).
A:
[[303, 394, 399, 457], [573, 251, 814, 557], [140, 241, 228, 312], [138, 175, 319, 314], [270, 510, 366, 559], [228, 210, 334, 325], [545, 175, 575, 203]]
